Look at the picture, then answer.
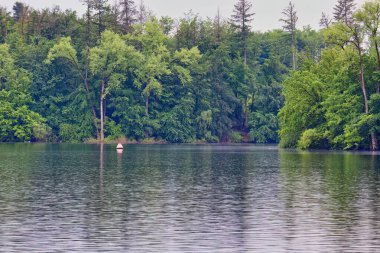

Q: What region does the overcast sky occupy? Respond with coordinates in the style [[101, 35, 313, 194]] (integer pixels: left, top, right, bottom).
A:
[[1, 0, 367, 31]]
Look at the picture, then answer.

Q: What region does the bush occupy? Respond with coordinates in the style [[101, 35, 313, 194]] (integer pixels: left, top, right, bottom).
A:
[[298, 129, 328, 149], [33, 124, 52, 142], [59, 124, 80, 142], [249, 112, 279, 143], [105, 119, 124, 140], [230, 131, 243, 143]]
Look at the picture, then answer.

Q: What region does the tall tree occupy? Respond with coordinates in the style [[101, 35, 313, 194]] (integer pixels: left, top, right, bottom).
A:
[[45, 37, 101, 139], [356, 0, 380, 93], [325, 21, 377, 150], [90, 30, 140, 141], [119, 0, 136, 33], [334, 0, 355, 25], [159, 16, 174, 35], [12, 2, 26, 21], [175, 11, 200, 50], [214, 8, 223, 45], [349, 23, 377, 150], [137, 0, 151, 24], [93, 0, 108, 36], [280, 1, 298, 70], [81, 0, 95, 46], [230, 0, 254, 64], [0, 7, 11, 43], [12, 2, 29, 37], [356, 0, 380, 150], [132, 21, 171, 115], [320, 12, 332, 28]]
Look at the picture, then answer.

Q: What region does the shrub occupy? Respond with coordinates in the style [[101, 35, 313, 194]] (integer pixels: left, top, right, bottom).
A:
[[230, 131, 243, 143], [298, 129, 328, 149]]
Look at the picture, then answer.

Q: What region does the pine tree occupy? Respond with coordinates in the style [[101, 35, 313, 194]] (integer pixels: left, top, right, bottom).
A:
[[214, 8, 223, 44], [0, 7, 10, 43], [119, 0, 136, 33], [137, 0, 152, 24], [333, 0, 355, 25], [81, 0, 95, 46], [280, 1, 298, 70], [12, 2, 29, 36], [93, 0, 108, 36], [230, 0, 254, 64]]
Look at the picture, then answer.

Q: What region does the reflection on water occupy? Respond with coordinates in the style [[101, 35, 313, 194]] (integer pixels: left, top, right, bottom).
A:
[[0, 144, 379, 252]]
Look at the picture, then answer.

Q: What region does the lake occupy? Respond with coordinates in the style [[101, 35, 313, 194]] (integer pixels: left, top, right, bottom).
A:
[[0, 144, 379, 252]]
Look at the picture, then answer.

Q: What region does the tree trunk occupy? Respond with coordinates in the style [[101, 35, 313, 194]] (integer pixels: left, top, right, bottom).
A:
[[83, 78, 100, 139], [244, 99, 248, 129], [373, 40, 380, 150], [145, 95, 149, 116], [360, 62, 369, 114], [375, 40, 380, 93], [360, 61, 378, 151], [371, 133, 379, 151], [100, 80, 105, 142], [86, 4, 91, 46], [292, 31, 296, 70], [244, 43, 247, 65], [104, 98, 106, 125]]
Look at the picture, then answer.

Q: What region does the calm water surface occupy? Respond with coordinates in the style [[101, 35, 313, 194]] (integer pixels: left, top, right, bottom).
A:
[[0, 144, 380, 252]]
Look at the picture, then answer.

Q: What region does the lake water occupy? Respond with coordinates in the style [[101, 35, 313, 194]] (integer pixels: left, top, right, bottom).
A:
[[0, 144, 380, 252]]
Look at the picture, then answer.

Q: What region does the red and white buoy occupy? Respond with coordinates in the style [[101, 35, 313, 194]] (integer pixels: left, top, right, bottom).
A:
[[116, 143, 124, 153]]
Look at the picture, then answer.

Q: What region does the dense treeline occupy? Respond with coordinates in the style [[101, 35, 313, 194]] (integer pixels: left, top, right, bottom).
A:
[[0, 0, 378, 150], [280, 0, 380, 151]]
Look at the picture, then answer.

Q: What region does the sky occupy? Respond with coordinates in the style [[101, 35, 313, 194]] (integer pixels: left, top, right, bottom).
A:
[[1, 0, 367, 31]]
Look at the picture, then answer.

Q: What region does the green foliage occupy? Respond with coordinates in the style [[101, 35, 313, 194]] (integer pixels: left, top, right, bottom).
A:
[[298, 129, 328, 150], [0, 44, 48, 142], [159, 97, 195, 143], [104, 119, 124, 140], [33, 124, 52, 142], [370, 93, 380, 114], [230, 131, 243, 143], [45, 37, 79, 66], [3, 0, 379, 149], [249, 112, 279, 143], [59, 124, 80, 143], [0, 98, 47, 142], [279, 71, 324, 148], [279, 0, 380, 150], [89, 30, 139, 84]]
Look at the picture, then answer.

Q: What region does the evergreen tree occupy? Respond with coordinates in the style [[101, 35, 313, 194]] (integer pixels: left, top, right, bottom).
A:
[[137, 0, 151, 24], [230, 0, 254, 64], [0, 7, 11, 43], [81, 0, 95, 46], [12, 2, 26, 22], [93, 0, 108, 36], [334, 0, 355, 25], [12, 2, 29, 37], [119, 0, 136, 33], [280, 1, 298, 70]]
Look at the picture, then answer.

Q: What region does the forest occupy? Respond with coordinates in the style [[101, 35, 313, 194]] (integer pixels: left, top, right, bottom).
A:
[[0, 0, 379, 150]]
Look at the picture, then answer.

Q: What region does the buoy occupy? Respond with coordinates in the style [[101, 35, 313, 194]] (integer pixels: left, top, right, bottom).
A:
[[116, 143, 124, 149]]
